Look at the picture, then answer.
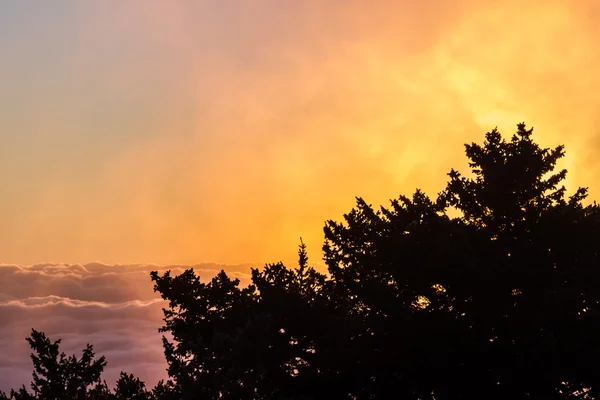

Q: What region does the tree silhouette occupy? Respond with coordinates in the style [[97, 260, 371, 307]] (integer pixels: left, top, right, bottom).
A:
[[113, 373, 154, 400], [151, 123, 600, 399], [319, 123, 600, 399], [3, 123, 599, 399], [0, 330, 154, 400], [0, 329, 109, 399]]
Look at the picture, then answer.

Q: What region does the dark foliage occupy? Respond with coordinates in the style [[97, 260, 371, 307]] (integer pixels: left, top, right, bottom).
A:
[[3, 123, 599, 399], [0, 331, 158, 400], [0, 329, 109, 400]]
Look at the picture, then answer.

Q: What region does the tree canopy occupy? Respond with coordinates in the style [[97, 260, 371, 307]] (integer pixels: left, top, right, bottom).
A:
[[3, 123, 599, 399]]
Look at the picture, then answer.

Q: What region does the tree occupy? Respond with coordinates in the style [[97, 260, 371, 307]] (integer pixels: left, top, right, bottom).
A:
[[0, 329, 109, 399], [113, 373, 154, 400], [321, 123, 600, 399], [0, 331, 154, 400], [151, 123, 600, 399], [149, 239, 349, 399]]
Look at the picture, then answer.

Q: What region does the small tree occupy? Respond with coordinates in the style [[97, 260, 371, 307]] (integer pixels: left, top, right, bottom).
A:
[[0, 331, 154, 400], [114, 373, 153, 400], [0, 329, 108, 400]]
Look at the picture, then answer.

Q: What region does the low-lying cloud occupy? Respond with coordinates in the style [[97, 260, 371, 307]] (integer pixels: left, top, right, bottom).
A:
[[0, 262, 254, 393]]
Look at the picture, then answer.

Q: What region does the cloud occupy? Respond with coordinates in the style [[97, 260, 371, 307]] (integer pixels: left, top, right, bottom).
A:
[[0, 263, 253, 393]]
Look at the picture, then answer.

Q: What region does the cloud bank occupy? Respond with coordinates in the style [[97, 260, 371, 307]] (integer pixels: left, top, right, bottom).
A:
[[0, 263, 254, 393]]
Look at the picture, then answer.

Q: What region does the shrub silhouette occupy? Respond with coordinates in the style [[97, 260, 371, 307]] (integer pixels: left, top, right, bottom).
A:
[[4, 123, 599, 399]]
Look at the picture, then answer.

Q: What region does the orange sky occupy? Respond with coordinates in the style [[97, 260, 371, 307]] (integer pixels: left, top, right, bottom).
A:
[[1, 0, 599, 267]]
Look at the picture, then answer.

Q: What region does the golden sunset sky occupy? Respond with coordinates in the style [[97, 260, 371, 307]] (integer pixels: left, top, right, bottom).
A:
[[1, 0, 599, 267]]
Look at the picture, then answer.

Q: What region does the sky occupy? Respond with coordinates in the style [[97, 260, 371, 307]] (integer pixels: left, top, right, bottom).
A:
[[1, 0, 600, 391], [1, 0, 599, 267]]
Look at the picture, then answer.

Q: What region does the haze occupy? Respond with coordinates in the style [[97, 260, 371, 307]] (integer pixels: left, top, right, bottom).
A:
[[2, 0, 598, 266]]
